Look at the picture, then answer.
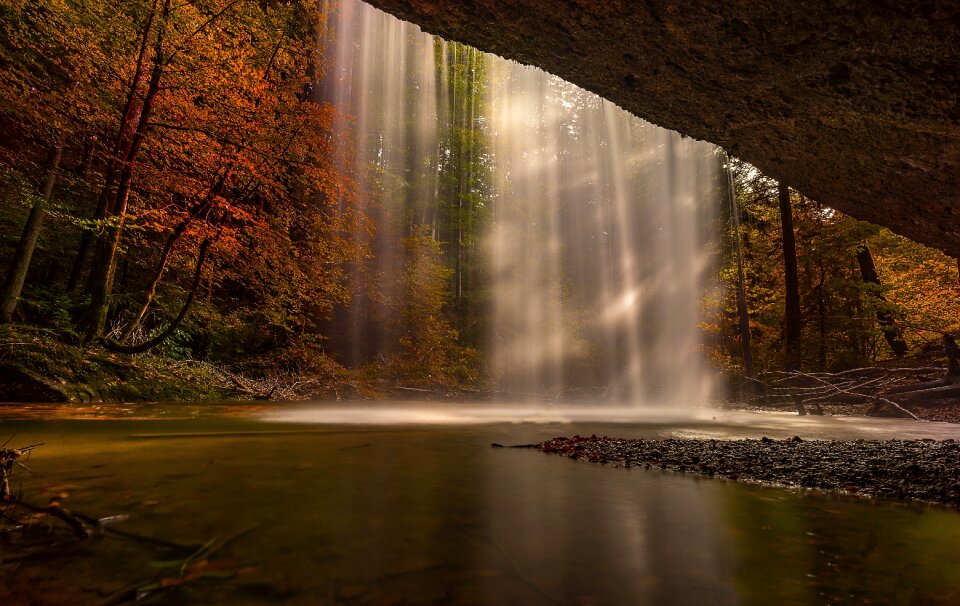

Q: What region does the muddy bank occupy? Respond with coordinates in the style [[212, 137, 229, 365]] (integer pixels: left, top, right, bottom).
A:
[[536, 435, 960, 508]]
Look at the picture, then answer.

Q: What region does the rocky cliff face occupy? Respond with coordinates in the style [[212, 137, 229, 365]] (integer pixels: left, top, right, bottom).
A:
[[363, 0, 960, 256]]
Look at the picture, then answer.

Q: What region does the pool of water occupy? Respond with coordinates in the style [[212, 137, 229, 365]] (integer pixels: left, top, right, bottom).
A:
[[2, 401, 959, 605]]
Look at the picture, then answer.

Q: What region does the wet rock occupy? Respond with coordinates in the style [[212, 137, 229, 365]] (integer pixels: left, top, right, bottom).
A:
[[0, 366, 68, 402]]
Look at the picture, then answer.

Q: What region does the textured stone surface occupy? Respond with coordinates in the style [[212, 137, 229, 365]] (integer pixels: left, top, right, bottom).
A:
[[538, 435, 960, 507], [363, 0, 960, 256]]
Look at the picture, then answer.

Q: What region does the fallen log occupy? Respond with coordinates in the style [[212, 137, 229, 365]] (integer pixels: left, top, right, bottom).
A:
[[880, 334, 960, 403], [746, 334, 960, 417]]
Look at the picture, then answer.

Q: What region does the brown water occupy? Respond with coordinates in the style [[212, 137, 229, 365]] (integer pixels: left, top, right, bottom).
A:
[[2, 402, 960, 605]]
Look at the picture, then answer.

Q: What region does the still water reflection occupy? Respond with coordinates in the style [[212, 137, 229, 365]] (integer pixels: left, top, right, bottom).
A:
[[1, 404, 959, 605]]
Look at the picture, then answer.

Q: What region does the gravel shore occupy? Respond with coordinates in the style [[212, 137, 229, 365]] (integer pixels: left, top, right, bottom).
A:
[[537, 435, 960, 508]]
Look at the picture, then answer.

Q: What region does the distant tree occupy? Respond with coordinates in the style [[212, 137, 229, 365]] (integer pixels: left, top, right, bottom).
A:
[[779, 182, 801, 371], [394, 225, 475, 383], [724, 154, 754, 377], [711, 158, 960, 376], [856, 244, 907, 357]]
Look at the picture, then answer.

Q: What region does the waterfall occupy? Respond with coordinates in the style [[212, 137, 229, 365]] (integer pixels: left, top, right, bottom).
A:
[[322, 0, 720, 406], [319, 0, 441, 365]]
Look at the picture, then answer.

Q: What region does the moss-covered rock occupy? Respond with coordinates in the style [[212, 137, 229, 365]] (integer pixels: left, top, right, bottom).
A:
[[0, 327, 242, 403], [0, 366, 68, 402]]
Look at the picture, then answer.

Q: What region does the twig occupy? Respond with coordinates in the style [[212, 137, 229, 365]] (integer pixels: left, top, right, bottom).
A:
[[489, 532, 570, 606], [11, 499, 93, 538], [71, 510, 197, 551]]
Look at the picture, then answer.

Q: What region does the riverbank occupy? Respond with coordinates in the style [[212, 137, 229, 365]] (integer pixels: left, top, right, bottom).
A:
[[3, 327, 958, 425], [537, 435, 960, 508], [0, 327, 481, 403], [0, 327, 241, 402]]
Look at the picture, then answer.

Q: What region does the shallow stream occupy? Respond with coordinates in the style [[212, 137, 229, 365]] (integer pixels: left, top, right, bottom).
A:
[[2, 402, 959, 605]]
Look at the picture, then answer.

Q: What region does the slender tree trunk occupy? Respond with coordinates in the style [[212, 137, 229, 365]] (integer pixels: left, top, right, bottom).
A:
[[67, 1, 158, 294], [817, 260, 827, 371], [814, 202, 827, 371], [77, 135, 97, 178], [852, 274, 865, 362], [726, 157, 753, 377], [453, 48, 467, 311], [81, 8, 167, 343], [118, 196, 216, 342], [856, 244, 908, 357], [63, 136, 99, 292], [946, 334, 960, 377], [779, 182, 802, 372], [0, 140, 65, 323], [119, 230, 182, 343], [68, 170, 124, 294], [206, 259, 215, 304], [66, 231, 93, 293], [104, 238, 212, 354]]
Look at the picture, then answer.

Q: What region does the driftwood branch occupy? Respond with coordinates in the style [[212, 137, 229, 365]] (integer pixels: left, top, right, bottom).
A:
[[792, 370, 920, 420], [749, 336, 960, 419]]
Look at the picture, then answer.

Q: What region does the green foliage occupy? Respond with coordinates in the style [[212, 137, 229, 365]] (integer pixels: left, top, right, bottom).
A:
[[0, 325, 236, 401], [710, 158, 960, 375], [17, 285, 79, 337], [398, 227, 453, 364], [155, 327, 194, 361], [392, 226, 478, 384]]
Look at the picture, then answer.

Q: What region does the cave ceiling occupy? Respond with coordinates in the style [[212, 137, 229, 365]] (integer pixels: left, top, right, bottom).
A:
[[363, 0, 960, 256]]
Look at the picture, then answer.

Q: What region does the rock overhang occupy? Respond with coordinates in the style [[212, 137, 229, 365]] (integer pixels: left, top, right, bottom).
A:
[[361, 0, 960, 256]]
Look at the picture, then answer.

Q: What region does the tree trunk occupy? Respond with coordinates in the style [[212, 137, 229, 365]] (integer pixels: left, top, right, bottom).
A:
[[856, 243, 908, 357], [945, 333, 960, 377], [726, 157, 753, 377], [67, 0, 158, 294], [118, 188, 221, 343], [0, 140, 64, 323], [104, 238, 212, 354], [817, 259, 827, 371], [81, 5, 167, 343], [779, 182, 802, 372]]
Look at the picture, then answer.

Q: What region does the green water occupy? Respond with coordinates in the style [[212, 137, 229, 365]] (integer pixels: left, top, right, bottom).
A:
[[2, 404, 960, 605]]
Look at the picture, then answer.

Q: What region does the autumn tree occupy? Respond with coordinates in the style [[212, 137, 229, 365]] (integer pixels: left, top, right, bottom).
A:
[[0, 0, 123, 322], [711, 157, 960, 377], [0, 0, 368, 365], [384, 225, 476, 385]]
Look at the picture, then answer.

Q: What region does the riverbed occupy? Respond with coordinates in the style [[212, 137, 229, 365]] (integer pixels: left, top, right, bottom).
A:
[[2, 401, 959, 605]]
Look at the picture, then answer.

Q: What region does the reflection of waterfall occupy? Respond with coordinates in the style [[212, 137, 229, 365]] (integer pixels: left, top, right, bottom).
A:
[[323, 0, 721, 406]]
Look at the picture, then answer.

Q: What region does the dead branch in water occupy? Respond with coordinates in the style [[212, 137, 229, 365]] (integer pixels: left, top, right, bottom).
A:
[[2, 442, 196, 553], [1, 442, 43, 501]]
